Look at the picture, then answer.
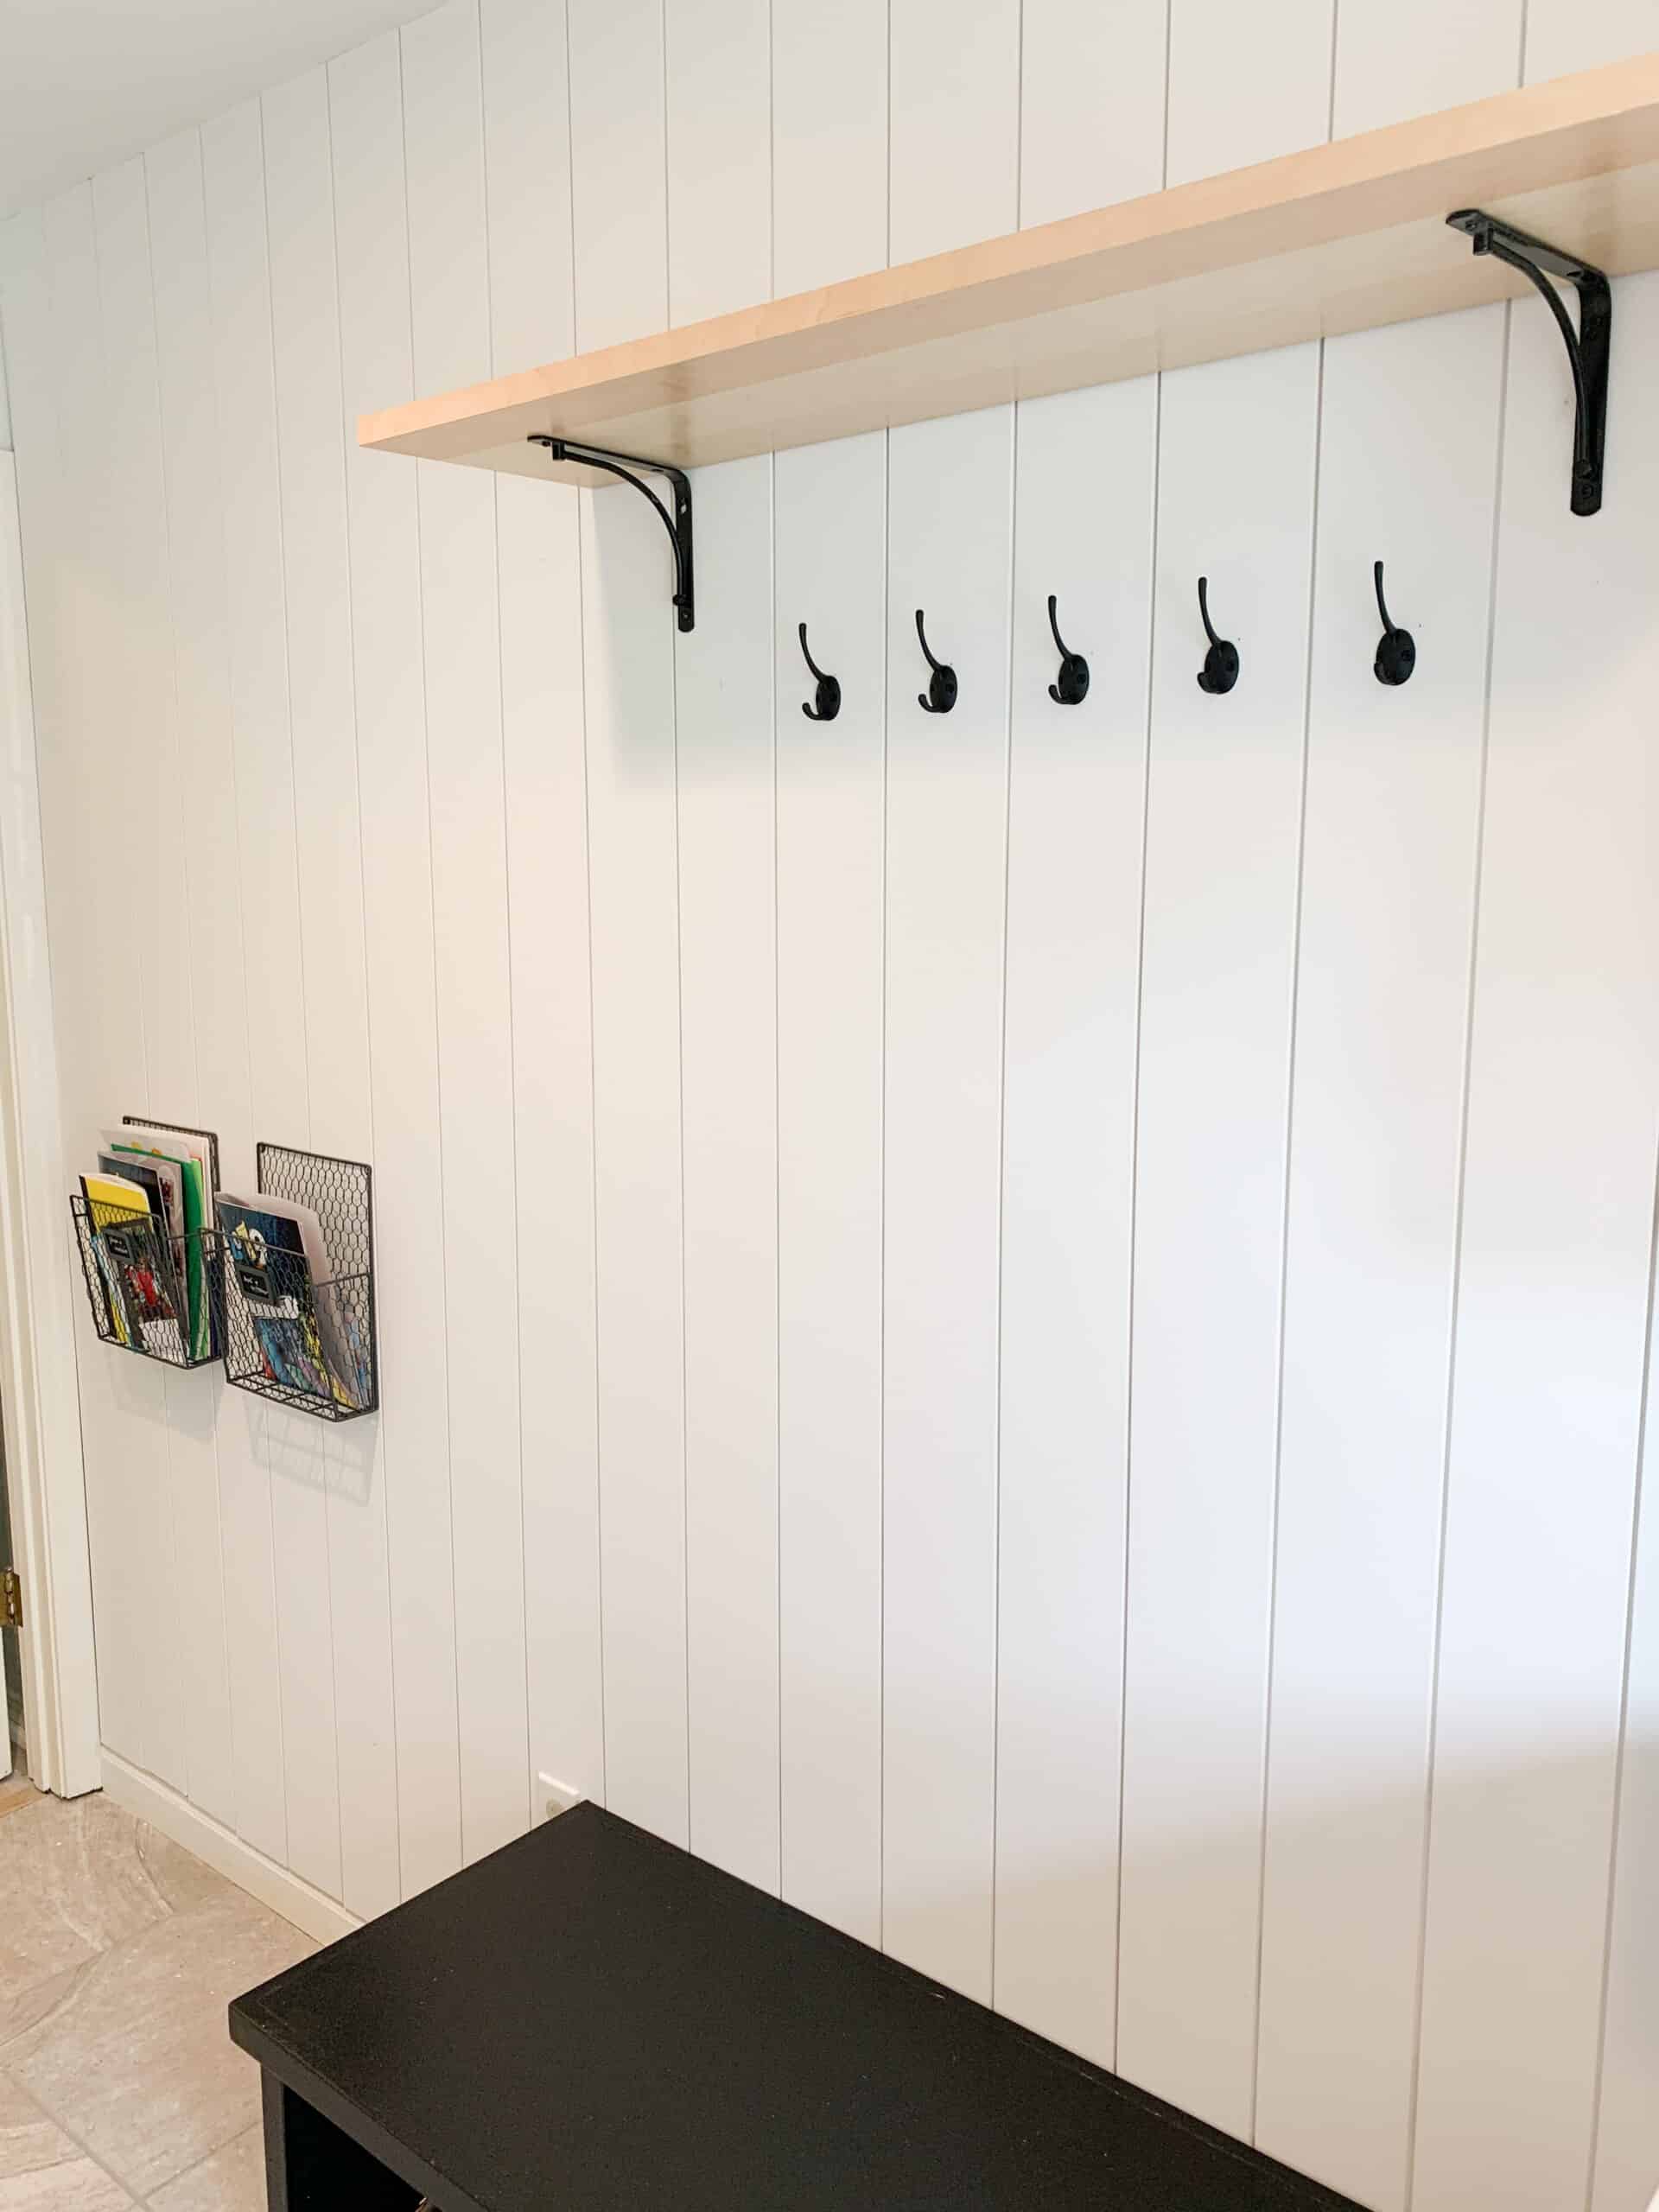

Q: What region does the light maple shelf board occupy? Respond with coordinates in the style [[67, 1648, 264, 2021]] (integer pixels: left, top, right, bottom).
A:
[[360, 54, 1659, 487]]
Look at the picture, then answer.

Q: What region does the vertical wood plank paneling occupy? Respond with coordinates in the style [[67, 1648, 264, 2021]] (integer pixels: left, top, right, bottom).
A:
[[111, 142, 227, 1826], [774, 429, 887, 1947], [992, 378, 1155, 2069], [569, 0, 687, 1847], [329, 28, 460, 1899], [883, 404, 1014, 2003], [90, 160, 192, 1806], [145, 126, 247, 1834], [1411, 272, 1659, 2212], [482, 0, 576, 371], [1019, 0, 1167, 226], [43, 181, 172, 1793], [403, 0, 529, 1866], [257, 68, 349, 1910], [568, 0, 668, 351], [1254, 304, 1503, 2212], [482, 0, 606, 1815], [93, 163, 197, 1149], [1332, 0, 1520, 137], [264, 61, 399, 1921], [200, 104, 308, 1141], [1592, 1237, 1659, 2212], [677, 454, 779, 1891], [665, 0, 770, 324], [770, 0, 887, 296], [1165, 0, 1333, 188], [753, 0, 879, 1928], [888, 0, 1020, 262], [201, 95, 336, 1891], [1117, 341, 1320, 2138], [581, 476, 687, 1844], [1524, 0, 1659, 80], [41, 187, 138, 1158], [670, 0, 777, 1901], [263, 72, 372, 1166]]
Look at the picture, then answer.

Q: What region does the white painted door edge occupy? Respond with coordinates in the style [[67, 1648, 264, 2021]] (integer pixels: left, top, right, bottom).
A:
[[0, 451, 99, 1796]]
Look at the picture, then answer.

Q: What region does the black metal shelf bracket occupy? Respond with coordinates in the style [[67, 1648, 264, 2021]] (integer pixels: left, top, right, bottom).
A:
[[527, 435, 696, 629], [1446, 209, 1611, 518]]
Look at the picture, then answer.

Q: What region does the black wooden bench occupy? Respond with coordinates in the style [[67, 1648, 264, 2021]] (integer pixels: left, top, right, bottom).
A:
[[230, 1801, 1362, 2210]]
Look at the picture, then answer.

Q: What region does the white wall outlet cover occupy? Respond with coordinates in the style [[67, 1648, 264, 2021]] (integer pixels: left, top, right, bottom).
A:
[[537, 1773, 584, 1821]]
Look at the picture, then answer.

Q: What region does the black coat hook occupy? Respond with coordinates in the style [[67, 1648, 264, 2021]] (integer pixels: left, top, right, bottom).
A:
[[1046, 595, 1090, 706], [798, 623, 842, 721], [1196, 575, 1239, 695], [1371, 561, 1416, 687], [915, 609, 957, 715]]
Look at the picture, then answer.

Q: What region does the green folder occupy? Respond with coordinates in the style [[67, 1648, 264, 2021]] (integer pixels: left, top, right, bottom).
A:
[[111, 1142, 209, 1359]]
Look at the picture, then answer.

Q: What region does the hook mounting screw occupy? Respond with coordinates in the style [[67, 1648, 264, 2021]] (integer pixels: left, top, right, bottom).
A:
[[1046, 595, 1090, 706], [798, 623, 842, 721], [915, 609, 957, 715], [1196, 576, 1239, 695], [1372, 561, 1416, 687]]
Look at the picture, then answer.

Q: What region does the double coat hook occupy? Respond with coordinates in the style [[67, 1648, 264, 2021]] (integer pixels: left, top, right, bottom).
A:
[[915, 610, 957, 714], [798, 623, 841, 721], [1371, 561, 1415, 686], [1196, 576, 1239, 695], [1046, 596, 1090, 705]]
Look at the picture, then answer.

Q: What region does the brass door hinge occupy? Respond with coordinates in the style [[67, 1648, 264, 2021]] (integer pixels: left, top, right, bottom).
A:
[[1, 1568, 20, 1630]]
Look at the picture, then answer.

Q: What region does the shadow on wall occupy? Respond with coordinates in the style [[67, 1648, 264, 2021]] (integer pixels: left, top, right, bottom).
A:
[[104, 1354, 378, 1509]]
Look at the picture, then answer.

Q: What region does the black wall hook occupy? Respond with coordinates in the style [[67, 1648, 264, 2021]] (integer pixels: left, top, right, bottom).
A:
[[915, 610, 957, 714], [1371, 561, 1416, 687], [1046, 595, 1090, 706], [798, 623, 841, 721], [1196, 576, 1239, 695]]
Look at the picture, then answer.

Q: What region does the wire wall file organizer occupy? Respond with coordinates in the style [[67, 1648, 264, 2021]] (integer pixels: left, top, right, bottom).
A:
[[218, 1144, 378, 1423], [70, 1117, 225, 1371]]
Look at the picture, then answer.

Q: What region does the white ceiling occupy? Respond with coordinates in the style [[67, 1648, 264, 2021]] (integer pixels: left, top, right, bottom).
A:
[[0, 0, 433, 219]]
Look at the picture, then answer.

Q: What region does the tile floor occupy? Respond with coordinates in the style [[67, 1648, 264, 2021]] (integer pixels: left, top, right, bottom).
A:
[[0, 1783, 313, 2208]]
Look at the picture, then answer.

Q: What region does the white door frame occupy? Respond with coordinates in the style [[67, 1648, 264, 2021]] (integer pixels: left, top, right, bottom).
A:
[[0, 448, 99, 1796]]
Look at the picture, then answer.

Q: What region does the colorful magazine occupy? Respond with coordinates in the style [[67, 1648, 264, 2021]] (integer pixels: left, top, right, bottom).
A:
[[80, 1173, 185, 1355], [217, 1197, 365, 1409], [105, 1128, 212, 1359]]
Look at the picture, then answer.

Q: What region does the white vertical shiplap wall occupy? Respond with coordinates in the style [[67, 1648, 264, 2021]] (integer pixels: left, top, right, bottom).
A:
[[2, 4, 1656, 2209], [1119, 336, 1320, 2140]]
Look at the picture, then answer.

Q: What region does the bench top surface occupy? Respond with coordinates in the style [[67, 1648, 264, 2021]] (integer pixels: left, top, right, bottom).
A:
[[231, 1802, 1358, 2212]]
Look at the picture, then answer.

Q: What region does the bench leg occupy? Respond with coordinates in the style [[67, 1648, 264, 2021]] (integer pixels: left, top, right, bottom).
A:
[[262, 2074, 424, 2210]]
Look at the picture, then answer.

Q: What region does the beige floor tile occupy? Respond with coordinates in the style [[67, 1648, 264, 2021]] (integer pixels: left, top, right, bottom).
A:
[[0, 2073, 135, 2209], [0, 2155, 136, 2209], [3, 1886, 311, 2199], [149, 2123, 265, 2212], [0, 2074, 65, 2179], [0, 1968, 87, 2067], [0, 1779, 39, 1827], [0, 1797, 187, 2005]]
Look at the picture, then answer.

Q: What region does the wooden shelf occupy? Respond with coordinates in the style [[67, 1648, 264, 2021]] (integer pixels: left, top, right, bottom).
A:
[[360, 54, 1659, 488]]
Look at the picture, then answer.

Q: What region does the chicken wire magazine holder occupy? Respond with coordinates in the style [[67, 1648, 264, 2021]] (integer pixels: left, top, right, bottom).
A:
[[218, 1143, 378, 1422], [68, 1116, 224, 1370]]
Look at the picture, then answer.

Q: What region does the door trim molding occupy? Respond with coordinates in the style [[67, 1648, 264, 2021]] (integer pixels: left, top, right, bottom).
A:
[[0, 450, 99, 1796]]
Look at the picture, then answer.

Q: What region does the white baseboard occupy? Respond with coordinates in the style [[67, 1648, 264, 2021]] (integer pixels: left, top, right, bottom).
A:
[[100, 1749, 361, 1948]]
